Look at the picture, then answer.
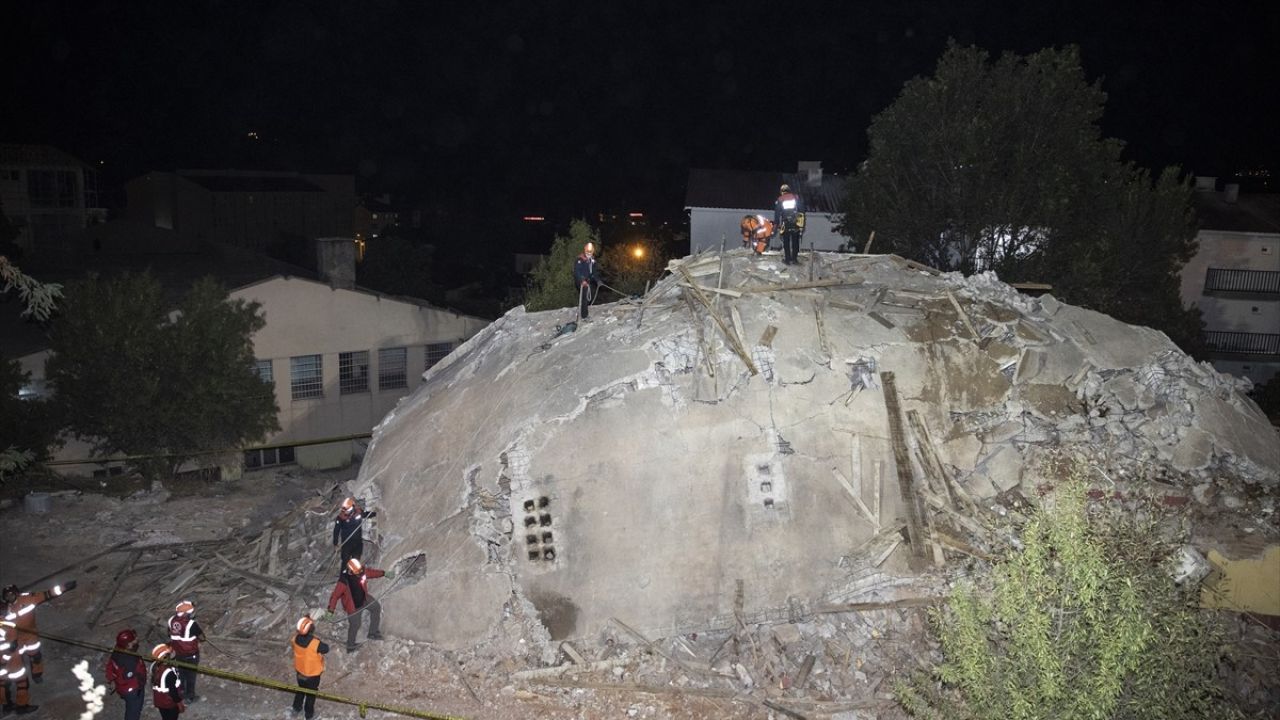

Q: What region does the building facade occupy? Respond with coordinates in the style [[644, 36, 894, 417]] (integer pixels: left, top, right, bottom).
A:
[[0, 144, 97, 256], [1182, 180, 1280, 388]]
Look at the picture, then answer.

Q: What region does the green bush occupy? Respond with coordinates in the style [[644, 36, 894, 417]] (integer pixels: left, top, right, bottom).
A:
[[899, 463, 1240, 720]]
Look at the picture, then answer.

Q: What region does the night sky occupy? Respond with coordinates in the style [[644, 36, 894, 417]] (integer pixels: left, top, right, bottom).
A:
[[5, 1, 1278, 223]]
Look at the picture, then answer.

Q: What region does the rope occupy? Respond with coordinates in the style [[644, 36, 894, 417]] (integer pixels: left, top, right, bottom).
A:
[[6, 622, 469, 720]]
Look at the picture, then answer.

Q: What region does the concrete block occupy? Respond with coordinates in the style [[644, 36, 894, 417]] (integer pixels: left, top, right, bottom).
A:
[[772, 623, 803, 645], [1038, 294, 1062, 316], [977, 445, 1023, 493], [1171, 428, 1214, 472], [942, 434, 982, 472]]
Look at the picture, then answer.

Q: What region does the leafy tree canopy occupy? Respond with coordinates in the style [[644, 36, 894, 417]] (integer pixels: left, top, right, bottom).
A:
[[45, 273, 279, 479], [841, 43, 1202, 351]]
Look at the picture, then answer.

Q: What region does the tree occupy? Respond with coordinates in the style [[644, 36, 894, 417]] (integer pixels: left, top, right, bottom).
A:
[[1, 252, 63, 483], [840, 44, 1202, 350], [897, 461, 1240, 720], [45, 273, 279, 479], [524, 219, 601, 312]]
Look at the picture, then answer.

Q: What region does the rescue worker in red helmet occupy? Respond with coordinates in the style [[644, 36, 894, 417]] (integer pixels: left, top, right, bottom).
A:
[[332, 496, 377, 568], [105, 629, 146, 720], [572, 242, 600, 320], [325, 557, 392, 652], [149, 644, 185, 719], [166, 600, 204, 704], [774, 183, 806, 265], [2, 580, 75, 688], [291, 615, 330, 719]]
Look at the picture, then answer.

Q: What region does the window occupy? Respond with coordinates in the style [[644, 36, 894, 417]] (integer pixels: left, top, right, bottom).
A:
[[27, 169, 79, 208], [339, 350, 370, 394], [290, 354, 323, 399], [1, 170, 19, 181], [254, 359, 274, 385], [378, 347, 408, 390], [244, 445, 296, 469], [425, 341, 455, 370]]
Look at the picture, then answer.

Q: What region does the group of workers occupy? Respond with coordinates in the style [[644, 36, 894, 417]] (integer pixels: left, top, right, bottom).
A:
[[740, 183, 807, 264]]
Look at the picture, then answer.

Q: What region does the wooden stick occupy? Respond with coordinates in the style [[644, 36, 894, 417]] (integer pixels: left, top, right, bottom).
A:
[[677, 266, 758, 375], [862, 231, 876, 254]]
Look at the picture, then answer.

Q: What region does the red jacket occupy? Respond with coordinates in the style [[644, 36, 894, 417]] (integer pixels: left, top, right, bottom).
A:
[[106, 651, 146, 696], [151, 663, 183, 710], [167, 614, 203, 657], [327, 568, 384, 614]]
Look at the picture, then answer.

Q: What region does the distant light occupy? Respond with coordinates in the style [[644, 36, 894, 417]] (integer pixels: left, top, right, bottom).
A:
[[628, 212, 644, 218], [522, 215, 545, 222], [246, 131, 260, 140], [632, 245, 646, 259]]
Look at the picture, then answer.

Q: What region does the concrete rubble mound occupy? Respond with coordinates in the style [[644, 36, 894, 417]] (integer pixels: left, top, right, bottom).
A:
[[351, 250, 1279, 658]]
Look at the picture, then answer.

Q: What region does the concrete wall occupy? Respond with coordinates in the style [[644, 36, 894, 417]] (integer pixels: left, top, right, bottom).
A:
[[1180, 229, 1280, 386], [689, 207, 847, 254]]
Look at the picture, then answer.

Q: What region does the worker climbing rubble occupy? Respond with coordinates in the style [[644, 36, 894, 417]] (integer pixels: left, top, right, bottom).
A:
[[166, 600, 204, 704], [573, 242, 599, 320], [149, 644, 185, 720], [290, 615, 329, 719], [774, 183, 806, 265], [739, 214, 774, 255], [0, 580, 75, 714], [325, 558, 392, 652], [105, 629, 146, 720], [332, 496, 377, 567]]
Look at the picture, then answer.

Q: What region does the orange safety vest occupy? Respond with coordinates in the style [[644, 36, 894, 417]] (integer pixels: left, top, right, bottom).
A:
[[292, 635, 325, 677]]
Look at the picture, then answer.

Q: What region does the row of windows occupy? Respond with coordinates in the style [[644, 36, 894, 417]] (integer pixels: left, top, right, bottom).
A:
[[254, 342, 456, 401]]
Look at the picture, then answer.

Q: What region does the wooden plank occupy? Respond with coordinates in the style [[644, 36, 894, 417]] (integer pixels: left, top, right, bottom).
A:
[[945, 291, 981, 340], [678, 282, 742, 298], [681, 291, 716, 378], [560, 641, 586, 665], [863, 231, 876, 254], [813, 300, 830, 360], [610, 617, 718, 678], [880, 372, 930, 561], [758, 325, 778, 348], [872, 539, 901, 567], [729, 306, 747, 347], [87, 550, 142, 627], [827, 299, 864, 312], [19, 540, 133, 589], [163, 561, 206, 596], [512, 658, 627, 681], [831, 469, 879, 530], [522, 677, 740, 699], [812, 597, 943, 614], [677, 266, 758, 376], [794, 653, 816, 689], [867, 312, 894, 329]]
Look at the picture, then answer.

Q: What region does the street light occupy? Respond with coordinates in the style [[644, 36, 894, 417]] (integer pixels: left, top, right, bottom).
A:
[[632, 245, 646, 260]]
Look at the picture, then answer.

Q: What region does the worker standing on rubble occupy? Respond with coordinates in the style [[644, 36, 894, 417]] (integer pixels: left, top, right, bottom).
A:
[[166, 600, 204, 704], [290, 615, 329, 719], [332, 496, 377, 567], [149, 644, 185, 719], [573, 242, 599, 320], [1, 579, 76, 711], [325, 558, 392, 652], [105, 629, 146, 720], [774, 184, 806, 265]]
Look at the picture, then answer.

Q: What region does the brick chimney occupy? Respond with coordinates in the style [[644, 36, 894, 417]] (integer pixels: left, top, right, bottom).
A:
[[316, 237, 356, 289]]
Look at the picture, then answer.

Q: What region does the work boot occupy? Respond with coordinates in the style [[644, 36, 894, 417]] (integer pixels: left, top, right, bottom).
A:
[[14, 705, 37, 715], [1, 703, 14, 716], [187, 694, 201, 704], [368, 631, 383, 640], [345, 643, 359, 652]]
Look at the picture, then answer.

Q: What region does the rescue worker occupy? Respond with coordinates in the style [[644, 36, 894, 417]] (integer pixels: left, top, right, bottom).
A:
[[572, 242, 599, 320], [740, 214, 775, 255], [332, 496, 377, 567], [1, 616, 38, 714], [774, 184, 806, 265], [166, 600, 204, 704], [325, 558, 392, 652], [2, 580, 76, 686], [291, 615, 329, 719], [105, 629, 146, 720], [150, 644, 185, 720]]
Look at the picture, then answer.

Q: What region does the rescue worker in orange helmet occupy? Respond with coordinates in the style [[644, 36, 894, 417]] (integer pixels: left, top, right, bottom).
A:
[[291, 615, 330, 719], [149, 644, 185, 720], [332, 496, 377, 569], [739, 214, 775, 255], [166, 600, 204, 704], [105, 629, 146, 720], [324, 557, 392, 652], [774, 183, 806, 265], [1, 580, 74, 714]]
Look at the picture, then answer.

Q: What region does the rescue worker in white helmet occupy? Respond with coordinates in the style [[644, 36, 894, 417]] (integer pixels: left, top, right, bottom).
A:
[[774, 183, 806, 265], [149, 644, 184, 720], [332, 496, 377, 569], [166, 600, 204, 704], [291, 615, 330, 719]]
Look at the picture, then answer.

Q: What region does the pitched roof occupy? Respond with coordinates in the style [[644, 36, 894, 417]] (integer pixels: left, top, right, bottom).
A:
[[1193, 192, 1280, 234], [685, 168, 849, 214], [179, 173, 326, 193]]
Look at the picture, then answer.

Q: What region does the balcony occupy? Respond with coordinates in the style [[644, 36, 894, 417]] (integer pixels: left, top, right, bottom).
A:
[[1203, 268, 1280, 295], [1204, 331, 1280, 356]]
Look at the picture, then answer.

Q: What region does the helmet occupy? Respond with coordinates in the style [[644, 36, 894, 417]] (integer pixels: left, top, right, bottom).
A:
[[780, 184, 791, 193], [152, 643, 174, 660], [346, 558, 364, 575], [174, 600, 194, 615], [296, 615, 315, 635], [1, 585, 17, 603], [115, 629, 138, 649], [340, 497, 356, 513], [584, 242, 595, 255]]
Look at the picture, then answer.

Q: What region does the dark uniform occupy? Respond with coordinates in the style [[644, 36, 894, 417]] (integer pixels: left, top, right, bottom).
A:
[[774, 185, 805, 265], [573, 246, 599, 319]]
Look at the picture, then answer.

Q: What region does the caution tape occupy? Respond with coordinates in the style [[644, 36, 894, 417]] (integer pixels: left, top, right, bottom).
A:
[[5, 622, 469, 720]]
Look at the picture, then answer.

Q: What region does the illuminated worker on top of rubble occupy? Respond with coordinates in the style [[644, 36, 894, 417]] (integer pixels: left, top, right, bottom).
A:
[[740, 214, 774, 255], [333, 496, 377, 567], [774, 183, 806, 266], [1, 580, 76, 714]]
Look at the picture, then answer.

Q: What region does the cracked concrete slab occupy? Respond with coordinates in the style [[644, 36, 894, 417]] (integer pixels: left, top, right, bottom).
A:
[[351, 251, 1280, 649]]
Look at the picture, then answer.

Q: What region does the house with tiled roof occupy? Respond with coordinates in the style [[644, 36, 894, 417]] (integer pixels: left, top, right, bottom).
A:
[[684, 162, 851, 254]]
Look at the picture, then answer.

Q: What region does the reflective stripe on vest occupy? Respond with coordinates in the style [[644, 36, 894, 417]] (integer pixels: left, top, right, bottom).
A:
[[153, 667, 179, 693], [18, 641, 39, 654], [781, 197, 797, 210]]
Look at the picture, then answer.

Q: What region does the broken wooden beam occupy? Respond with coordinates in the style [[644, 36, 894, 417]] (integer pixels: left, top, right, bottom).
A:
[[677, 266, 758, 375], [677, 282, 742, 298], [87, 550, 141, 627], [831, 468, 879, 530], [880, 372, 931, 562], [945, 291, 981, 340]]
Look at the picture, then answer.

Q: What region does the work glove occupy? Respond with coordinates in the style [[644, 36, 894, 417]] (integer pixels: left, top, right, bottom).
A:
[[384, 571, 395, 580], [322, 611, 335, 621]]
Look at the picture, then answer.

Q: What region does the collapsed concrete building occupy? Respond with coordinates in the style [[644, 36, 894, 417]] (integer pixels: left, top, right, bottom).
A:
[[350, 250, 1279, 651]]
